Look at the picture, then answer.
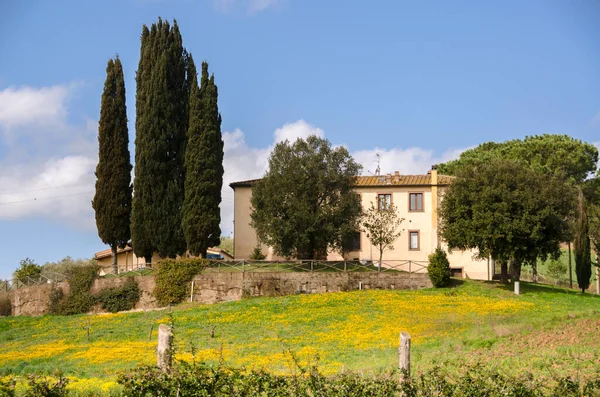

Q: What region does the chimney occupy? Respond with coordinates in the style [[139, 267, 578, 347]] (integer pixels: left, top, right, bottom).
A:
[[430, 164, 438, 185], [393, 171, 400, 183], [386, 173, 392, 185]]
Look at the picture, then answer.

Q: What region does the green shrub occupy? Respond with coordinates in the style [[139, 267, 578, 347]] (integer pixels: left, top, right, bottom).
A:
[[547, 258, 568, 285], [249, 245, 266, 260], [428, 247, 451, 288], [14, 258, 42, 284], [0, 296, 11, 316], [22, 372, 68, 397], [48, 287, 64, 315], [98, 277, 140, 313], [50, 264, 99, 315], [153, 258, 209, 306]]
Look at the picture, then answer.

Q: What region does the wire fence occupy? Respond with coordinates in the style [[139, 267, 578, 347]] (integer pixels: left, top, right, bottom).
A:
[[0, 271, 67, 292]]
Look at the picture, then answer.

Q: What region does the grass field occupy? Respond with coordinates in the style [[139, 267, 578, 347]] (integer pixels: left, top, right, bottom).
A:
[[0, 280, 599, 394]]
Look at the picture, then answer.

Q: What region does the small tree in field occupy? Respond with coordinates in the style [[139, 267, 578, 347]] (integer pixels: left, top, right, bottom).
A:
[[547, 258, 567, 286], [428, 248, 451, 287], [14, 258, 42, 283], [362, 202, 404, 269]]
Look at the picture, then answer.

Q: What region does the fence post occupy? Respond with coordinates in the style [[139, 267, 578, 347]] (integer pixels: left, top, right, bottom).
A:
[[399, 331, 411, 381], [311, 261, 314, 272], [514, 281, 520, 295], [157, 324, 173, 372], [408, 261, 412, 274], [344, 261, 347, 272]]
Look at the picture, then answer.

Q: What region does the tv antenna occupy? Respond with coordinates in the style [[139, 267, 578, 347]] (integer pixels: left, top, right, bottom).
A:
[[368, 153, 381, 176]]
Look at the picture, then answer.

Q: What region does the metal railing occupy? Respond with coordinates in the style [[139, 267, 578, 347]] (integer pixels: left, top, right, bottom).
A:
[[0, 271, 67, 292]]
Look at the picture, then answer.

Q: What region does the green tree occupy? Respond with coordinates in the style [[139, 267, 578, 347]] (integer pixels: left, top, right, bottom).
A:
[[574, 188, 592, 292], [92, 57, 132, 274], [438, 134, 598, 184], [362, 202, 403, 269], [14, 258, 42, 283], [182, 60, 224, 257], [428, 247, 451, 288], [546, 258, 567, 286], [250, 135, 362, 259], [132, 18, 190, 263], [439, 159, 575, 283]]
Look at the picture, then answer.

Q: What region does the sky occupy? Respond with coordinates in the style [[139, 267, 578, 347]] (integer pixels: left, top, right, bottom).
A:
[[0, 0, 599, 278]]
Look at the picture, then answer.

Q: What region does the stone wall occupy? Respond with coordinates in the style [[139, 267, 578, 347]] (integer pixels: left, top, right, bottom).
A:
[[0, 272, 431, 316]]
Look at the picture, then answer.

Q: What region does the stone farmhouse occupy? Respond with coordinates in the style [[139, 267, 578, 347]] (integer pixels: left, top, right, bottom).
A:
[[230, 165, 492, 280]]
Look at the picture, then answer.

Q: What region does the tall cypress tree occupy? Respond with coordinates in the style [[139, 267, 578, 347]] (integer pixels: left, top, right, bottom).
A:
[[182, 61, 224, 257], [575, 187, 592, 292], [92, 56, 132, 274], [132, 18, 190, 263]]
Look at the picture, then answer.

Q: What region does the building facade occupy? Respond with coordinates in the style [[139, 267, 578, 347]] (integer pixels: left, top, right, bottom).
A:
[[230, 166, 492, 280]]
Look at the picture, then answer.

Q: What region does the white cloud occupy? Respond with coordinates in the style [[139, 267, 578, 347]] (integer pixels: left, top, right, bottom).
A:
[[0, 85, 71, 128], [220, 120, 468, 235], [273, 119, 324, 144], [213, 0, 283, 13]]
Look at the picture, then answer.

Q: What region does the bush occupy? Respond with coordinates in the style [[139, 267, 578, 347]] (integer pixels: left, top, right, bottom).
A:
[[98, 277, 140, 313], [48, 287, 64, 315], [22, 373, 68, 397], [50, 264, 100, 315], [249, 245, 266, 260], [0, 296, 11, 316], [547, 258, 568, 285], [153, 258, 209, 306], [428, 247, 451, 288], [14, 258, 42, 284]]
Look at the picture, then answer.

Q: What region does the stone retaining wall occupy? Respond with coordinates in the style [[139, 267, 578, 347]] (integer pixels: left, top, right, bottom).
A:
[[0, 272, 432, 316]]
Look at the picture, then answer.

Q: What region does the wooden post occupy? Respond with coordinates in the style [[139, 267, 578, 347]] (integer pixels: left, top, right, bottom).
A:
[[399, 331, 411, 381], [568, 242, 573, 289], [157, 324, 173, 372], [596, 267, 599, 295], [514, 281, 520, 295], [190, 281, 195, 302]]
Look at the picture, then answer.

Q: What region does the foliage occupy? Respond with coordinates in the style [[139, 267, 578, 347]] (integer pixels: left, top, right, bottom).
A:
[[14, 258, 42, 283], [546, 258, 568, 284], [132, 18, 190, 262], [438, 134, 599, 184], [117, 361, 600, 397], [97, 277, 140, 313], [48, 287, 64, 315], [0, 296, 11, 316], [362, 202, 403, 265], [574, 188, 592, 292], [251, 135, 362, 259], [182, 59, 224, 257], [42, 256, 97, 277], [249, 244, 266, 260], [50, 265, 100, 315], [22, 372, 68, 397], [428, 247, 451, 287], [92, 56, 132, 275], [439, 159, 575, 282], [153, 258, 209, 306], [218, 237, 233, 255]]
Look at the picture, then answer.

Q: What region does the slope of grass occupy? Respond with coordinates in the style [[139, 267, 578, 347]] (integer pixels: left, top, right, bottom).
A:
[[0, 280, 598, 392]]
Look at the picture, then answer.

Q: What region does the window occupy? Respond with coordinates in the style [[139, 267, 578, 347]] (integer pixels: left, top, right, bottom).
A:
[[409, 193, 423, 212], [378, 194, 391, 210], [409, 231, 420, 250], [349, 231, 361, 251]]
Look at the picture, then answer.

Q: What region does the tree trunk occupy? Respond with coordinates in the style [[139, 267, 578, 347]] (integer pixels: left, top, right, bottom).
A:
[[532, 262, 538, 283], [145, 255, 152, 267], [378, 248, 383, 272], [500, 261, 508, 284], [111, 244, 118, 275], [568, 242, 573, 289], [509, 260, 521, 282]]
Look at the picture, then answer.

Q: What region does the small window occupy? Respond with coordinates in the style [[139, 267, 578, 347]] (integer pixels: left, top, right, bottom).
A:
[[349, 231, 361, 251], [409, 231, 420, 250], [378, 194, 391, 210], [409, 193, 423, 212]]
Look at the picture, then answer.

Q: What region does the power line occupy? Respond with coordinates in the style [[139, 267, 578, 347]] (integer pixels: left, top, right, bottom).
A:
[[0, 191, 93, 206]]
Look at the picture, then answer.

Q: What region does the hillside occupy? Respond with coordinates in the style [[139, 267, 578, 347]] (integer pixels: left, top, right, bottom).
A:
[[0, 280, 599, 394]]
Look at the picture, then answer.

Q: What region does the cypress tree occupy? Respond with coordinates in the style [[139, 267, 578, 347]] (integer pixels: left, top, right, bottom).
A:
[[182, 61, 224, 257], [92, 56, 132, 274], [132, 18, 190, 263], [575, 188, 592, 292]]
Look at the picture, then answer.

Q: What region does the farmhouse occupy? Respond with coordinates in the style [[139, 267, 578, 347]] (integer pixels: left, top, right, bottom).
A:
[[94, 244, 233, 274], [230, 165, 492, 280]]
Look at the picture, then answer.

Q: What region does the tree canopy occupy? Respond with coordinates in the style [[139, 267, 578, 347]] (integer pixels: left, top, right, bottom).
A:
[[362, 202, 403, 266], [250, 136, 362, 259], [92, 56, 132, 274], [439, 159, 575, 281], [438, 134, 598, 184]]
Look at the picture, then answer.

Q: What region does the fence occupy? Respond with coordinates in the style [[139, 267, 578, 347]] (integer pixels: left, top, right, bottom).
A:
[[0, 271, 66, 292], [102, 259, 429, 277]]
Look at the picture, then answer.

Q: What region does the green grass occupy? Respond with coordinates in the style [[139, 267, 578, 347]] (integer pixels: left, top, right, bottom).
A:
[[0, 280, 599, 386]]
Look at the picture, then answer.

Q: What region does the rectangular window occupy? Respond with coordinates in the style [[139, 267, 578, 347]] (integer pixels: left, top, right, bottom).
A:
[[350, 231, 361, 251], [409, 231, 420, 250], [378, 194, 391, 210], [409, 193, 423, 212]]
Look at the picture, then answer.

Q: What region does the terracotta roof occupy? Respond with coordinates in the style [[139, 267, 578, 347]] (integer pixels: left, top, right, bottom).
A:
[[230, 174, 454, 189]]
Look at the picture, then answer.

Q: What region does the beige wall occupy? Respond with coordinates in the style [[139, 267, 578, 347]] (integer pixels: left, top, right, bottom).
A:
[[96, 251, 161, 275]]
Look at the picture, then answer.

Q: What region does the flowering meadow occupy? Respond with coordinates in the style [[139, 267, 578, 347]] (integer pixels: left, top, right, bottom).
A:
[[0, 280, 599, 395]]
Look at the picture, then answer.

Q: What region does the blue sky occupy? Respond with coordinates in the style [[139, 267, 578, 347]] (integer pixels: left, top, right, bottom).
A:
[[0, 0, 598, 278]]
